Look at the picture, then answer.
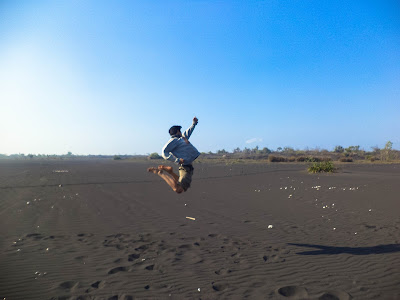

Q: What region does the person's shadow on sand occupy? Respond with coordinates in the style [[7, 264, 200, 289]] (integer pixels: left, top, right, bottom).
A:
[[288, 243, 400, 255]]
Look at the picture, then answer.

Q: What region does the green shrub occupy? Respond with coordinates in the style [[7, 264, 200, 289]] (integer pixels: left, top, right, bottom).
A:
[[334, 145, 344, 153], [149, 152, 162, 159], [113, 155, 122, 160], [308, 161, 335, 173]]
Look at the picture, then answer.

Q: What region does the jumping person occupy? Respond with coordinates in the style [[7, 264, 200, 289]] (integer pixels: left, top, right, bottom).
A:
[[148, 117, 200, 193]]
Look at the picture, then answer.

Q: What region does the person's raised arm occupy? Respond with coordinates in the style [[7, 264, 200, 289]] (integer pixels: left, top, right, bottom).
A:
[[183, 117, 198, 139]]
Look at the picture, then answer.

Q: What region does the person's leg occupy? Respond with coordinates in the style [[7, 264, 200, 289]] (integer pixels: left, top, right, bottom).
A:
[[160, 164, 192, 192], [148, 167, 183, 193], [158, 165, 179, 181], [178, 165, 193, 192]]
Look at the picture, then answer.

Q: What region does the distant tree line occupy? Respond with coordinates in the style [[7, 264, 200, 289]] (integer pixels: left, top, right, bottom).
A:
[[1, 141, 398, 162], [0, 152, 146, 160], [198, 141, 399, 162]]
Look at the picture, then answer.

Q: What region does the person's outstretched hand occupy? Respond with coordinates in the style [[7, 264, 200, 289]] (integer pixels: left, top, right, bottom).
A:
[[193, 117, 198, 125]]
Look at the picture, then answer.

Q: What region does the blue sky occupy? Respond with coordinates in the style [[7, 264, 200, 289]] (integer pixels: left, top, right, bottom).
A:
[[1, 0, 399, 155]]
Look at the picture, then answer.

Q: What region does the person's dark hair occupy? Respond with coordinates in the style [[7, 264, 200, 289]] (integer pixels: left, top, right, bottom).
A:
[[169, 125, 182, 136]]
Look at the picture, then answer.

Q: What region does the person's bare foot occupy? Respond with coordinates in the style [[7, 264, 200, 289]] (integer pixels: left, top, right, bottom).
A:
[[158, 165, 173, 174], [148, 167, 162, 174]]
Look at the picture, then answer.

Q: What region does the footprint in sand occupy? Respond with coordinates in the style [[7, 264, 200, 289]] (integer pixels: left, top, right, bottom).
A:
[[138, 233, 152, 242], [208, 233, 220, 238], [134, 244, 149, 252], [74, 255, 87, 261], [276, 286, 308, 298], [85, 280, 105, 293], [108, 295, 134, 300], [128, 253, 140, 261], [262, 247, 287, 263], [77, 233, 93, 238], [318, 290, 352, 300], [115, 296, 136, 300], [178, 244, 192, 250], [212, 282, 228, 292], [108, 266, 128, 274], [91, 280, 102, 289], [271, 254, 286, 263], [58, 280, 80, 291], [26, 233, 43, 240], [103, 233, 138, 250], [215, 268, 233, 275], [71, 296, 92, 300], [157, 241, 169, 250], [77, 233, 94, 244]]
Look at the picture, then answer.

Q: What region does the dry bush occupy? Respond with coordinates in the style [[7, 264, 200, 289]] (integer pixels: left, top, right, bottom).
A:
[[295, 156, 325, 162], [339, 157, 353, 162], [268, 155, 287, 162], [321, 157, 332, 162], [288, 156, 296, 162], [366, 155, 379, 162]]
